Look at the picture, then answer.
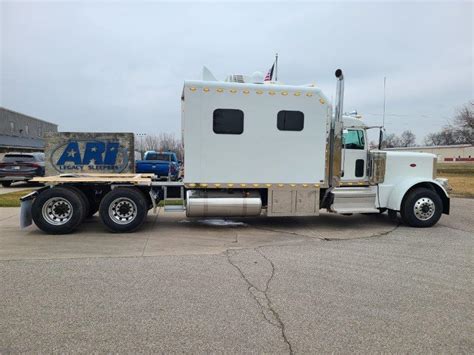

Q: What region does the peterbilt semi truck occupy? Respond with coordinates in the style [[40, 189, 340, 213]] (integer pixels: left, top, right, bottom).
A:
[[20, 69, 450, 234]]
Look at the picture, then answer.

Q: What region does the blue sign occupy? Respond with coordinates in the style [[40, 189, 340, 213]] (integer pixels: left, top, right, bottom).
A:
[[50, 139, 130, 173]]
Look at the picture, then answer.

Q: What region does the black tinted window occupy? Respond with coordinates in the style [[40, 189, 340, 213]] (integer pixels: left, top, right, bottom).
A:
[[213, 109, 244, 135], [3, 154, 35, 163], [277, 111, 304, 131], [147, 153, 175, 161]]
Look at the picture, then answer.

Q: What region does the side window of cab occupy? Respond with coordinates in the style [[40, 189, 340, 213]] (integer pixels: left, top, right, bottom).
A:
[[343, 129, 365, 150]]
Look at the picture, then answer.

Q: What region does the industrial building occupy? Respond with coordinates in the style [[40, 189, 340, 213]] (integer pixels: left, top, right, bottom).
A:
[[0, 107, 58, 154], [387, 144, 474, 162]]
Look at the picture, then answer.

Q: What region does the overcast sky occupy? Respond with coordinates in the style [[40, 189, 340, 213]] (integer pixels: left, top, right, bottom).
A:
[[1, 1, 473, 143]]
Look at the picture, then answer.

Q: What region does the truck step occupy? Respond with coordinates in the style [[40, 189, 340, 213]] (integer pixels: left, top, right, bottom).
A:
[[331, 186, 378, 214], [163, 205, 186, 212]]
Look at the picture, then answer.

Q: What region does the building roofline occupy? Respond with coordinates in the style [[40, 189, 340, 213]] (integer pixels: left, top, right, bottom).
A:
[[0, 106, 58, 127]]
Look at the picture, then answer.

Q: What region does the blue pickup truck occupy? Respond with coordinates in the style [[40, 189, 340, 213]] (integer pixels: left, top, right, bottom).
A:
[[135, 151, 180, 180]]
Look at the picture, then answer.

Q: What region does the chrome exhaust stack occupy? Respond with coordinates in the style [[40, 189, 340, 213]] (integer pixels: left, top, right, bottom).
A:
[[328, 69, 344, 187]]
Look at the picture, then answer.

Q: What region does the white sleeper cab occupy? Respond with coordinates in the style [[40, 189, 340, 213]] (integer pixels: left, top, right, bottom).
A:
[[21, 68, 450, 234]]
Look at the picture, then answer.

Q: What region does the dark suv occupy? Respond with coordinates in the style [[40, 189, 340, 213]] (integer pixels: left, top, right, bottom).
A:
[[0, 152, 45, 187]]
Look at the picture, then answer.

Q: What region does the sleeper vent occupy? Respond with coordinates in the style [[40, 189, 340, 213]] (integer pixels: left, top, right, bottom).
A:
[[228, 74, 245, 83]]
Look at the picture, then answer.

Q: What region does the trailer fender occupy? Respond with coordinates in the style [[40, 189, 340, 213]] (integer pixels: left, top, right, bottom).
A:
[[386, 178, 450, 214]]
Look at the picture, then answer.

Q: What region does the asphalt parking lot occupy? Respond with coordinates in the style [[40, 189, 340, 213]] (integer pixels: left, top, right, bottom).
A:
[[0, 199, 473, 353]]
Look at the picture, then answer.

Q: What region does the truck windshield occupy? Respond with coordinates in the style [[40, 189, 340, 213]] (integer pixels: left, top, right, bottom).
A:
[[147, 153, 175, 161]]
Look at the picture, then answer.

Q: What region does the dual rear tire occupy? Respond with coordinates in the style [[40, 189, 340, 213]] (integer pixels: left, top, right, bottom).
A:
[[32, 186, 148, 234], [98, 187, 148, 233]]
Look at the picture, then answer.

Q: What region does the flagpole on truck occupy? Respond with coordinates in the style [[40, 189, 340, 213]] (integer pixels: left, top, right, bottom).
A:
[[275, 53, 279, 81]]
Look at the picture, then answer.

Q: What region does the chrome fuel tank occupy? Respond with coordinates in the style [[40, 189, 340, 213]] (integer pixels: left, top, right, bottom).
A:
[[186, 190, 262, 217]]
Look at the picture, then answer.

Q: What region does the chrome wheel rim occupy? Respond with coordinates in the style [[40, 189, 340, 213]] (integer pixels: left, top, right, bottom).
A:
[[413, 197, 435, 221], [42, 197, 73, 225], [108, 197, 137, 225]]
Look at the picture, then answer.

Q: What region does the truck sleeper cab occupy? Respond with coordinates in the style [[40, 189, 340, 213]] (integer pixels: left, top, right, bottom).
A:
[[21, 69, 450, 234]]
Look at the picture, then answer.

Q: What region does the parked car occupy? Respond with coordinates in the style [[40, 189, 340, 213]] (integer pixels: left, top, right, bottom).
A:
[[0, 152, 46, 187], [136, 151, 181, 180]]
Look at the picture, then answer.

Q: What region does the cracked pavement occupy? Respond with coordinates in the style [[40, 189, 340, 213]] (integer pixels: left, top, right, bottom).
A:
[[0, 198, 473, 353]]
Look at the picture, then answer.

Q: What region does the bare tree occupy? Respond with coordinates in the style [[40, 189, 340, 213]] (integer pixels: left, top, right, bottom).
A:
[[400, 130, 416, 147], [135, 133, 184, 161], [144, 135, 161, 151], [383, 133, 402, 148], [453, 101, 473, 144], [423, 102, 473, 146]]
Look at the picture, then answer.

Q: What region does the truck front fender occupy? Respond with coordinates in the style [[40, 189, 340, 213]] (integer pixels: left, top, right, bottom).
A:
[[386, 178, 450, 214]]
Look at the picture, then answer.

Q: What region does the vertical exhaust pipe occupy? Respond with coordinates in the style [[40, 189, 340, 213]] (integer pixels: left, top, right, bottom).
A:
[[328, 69, 344, 187], [334, 69, 344, 125]]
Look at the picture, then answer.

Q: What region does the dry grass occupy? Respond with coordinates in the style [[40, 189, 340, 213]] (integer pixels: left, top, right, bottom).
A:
[[0, 190, 34, 207], [437, 163, 474, 198]]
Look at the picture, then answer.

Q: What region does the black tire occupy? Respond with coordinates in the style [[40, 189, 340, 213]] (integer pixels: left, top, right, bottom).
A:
[[99, 187, 148, 233], [62, 186, 90, 221], [32, 186, 86, 234], [1, 181, 12, 187], [400, 187, 443, 228]]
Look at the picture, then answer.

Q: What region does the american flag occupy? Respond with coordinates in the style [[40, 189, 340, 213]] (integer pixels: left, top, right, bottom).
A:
[[264, 63, 274, 81]]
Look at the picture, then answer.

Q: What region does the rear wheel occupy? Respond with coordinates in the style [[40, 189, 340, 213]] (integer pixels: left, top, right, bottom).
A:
[[32, 187, 86, 234], [1, 181, 12, 187], [99, 187, 148, 233], [62, 186, 90, 221], [400, 188, 442, 227]]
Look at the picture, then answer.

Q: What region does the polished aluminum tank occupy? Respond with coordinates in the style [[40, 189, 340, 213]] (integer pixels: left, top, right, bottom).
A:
[[186, 190, 262, 217]]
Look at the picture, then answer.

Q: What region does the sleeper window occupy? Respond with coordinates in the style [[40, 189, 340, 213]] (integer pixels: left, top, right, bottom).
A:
[[277, 111, 304, 131], [213, 109, 244, 135]]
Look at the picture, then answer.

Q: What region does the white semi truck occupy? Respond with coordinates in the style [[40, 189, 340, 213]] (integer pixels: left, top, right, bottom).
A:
[[20, 69, 450, 234]]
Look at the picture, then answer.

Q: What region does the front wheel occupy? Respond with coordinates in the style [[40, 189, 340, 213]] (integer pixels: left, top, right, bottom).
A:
[[99, 187, 148, 233], [400, 188, 443, 228]]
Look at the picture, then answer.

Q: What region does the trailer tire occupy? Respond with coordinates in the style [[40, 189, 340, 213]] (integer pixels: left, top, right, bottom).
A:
[[99, 187, 148, 233], [62, 186, 90, 221], [400, 187, 442, 228], [32, 186, 86, 234]]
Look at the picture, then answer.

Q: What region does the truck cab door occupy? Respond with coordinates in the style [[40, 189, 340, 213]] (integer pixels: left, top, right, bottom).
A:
[[341, 129, 368, 182]]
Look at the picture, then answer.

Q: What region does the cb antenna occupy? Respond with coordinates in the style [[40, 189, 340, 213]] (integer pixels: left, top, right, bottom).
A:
[[382, 76, 386, 128]]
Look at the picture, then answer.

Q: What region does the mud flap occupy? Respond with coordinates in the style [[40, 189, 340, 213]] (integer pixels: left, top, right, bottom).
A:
[[20, 191, 38, 229]]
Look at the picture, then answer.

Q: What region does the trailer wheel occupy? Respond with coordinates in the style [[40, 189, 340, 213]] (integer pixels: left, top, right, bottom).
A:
[[99, 187, 148, 233], [32, 186, 86, 234], [62, 186, 90, 221], [400, 187, 442, 228]]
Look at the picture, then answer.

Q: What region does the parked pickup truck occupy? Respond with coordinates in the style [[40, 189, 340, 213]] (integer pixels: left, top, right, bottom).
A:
[[135, 151, 180, 180]]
